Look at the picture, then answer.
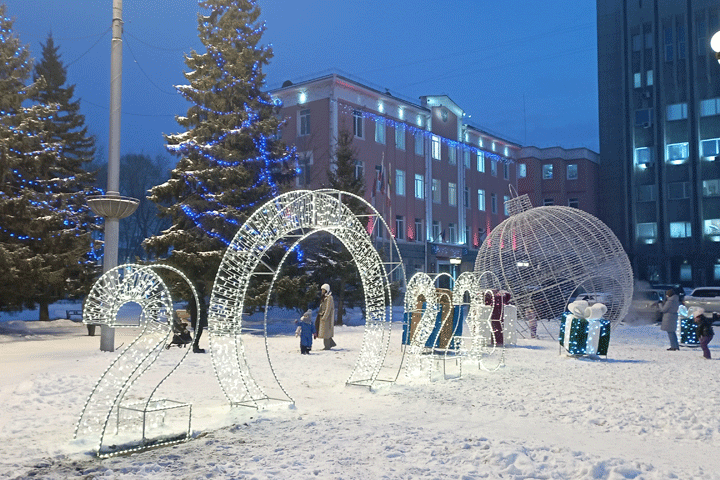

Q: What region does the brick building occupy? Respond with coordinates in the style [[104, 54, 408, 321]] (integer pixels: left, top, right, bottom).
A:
[[270, 73, 520, 281], [517, 146, 600, 215]]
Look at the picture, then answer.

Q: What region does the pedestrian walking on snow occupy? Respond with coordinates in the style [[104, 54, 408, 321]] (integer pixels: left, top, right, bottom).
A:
[[316, 283, 336, 350]]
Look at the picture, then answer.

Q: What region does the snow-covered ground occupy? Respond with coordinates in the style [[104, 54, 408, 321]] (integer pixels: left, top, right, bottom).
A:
[[1, 310, 719, 479]]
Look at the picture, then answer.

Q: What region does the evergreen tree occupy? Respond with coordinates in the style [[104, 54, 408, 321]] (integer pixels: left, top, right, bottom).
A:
[[144, 0, 295, 347], [0, 8, 100, 319], [306, 128, 367, 325]]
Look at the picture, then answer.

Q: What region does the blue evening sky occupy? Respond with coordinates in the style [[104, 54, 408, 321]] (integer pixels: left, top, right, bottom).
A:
[[5, 0, 599, 161]]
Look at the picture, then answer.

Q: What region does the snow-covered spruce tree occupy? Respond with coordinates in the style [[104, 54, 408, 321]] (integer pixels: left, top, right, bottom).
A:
[[306, 127, 366, 325], [143, 0, 295, 345], [0, 8, 100, 319]]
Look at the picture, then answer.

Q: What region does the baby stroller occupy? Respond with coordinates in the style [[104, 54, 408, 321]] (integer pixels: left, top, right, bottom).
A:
[[167, 310, 193, 349]]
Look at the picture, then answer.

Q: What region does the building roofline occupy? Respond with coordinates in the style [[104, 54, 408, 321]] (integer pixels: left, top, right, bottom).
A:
[[519, 145, 600, 164]]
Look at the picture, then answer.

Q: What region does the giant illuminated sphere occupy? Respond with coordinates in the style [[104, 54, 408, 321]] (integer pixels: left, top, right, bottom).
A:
[[474, 194, 633, 338]]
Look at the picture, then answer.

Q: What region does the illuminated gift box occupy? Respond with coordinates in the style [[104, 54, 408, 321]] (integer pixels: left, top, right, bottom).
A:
[[559, 301, 610, 356]]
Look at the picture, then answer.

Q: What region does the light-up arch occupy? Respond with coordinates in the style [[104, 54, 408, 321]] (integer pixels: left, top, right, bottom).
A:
[[208, 190, 405, 407]]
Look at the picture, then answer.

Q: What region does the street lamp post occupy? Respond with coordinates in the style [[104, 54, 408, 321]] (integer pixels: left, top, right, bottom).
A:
[[87, 0, 138, 352]]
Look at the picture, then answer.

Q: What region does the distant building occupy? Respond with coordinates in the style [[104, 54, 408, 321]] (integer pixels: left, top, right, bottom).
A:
[[271, 73, 520, 281], [517, 146, 599, 215], [597, 0, 720, 287]]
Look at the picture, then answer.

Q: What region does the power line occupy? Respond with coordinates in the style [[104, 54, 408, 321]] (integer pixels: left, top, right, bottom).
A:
[[123, 33, 177, 96], [81, 98, 177, 118], [65, 27, 112, 68], [124, 29, 196, 52]]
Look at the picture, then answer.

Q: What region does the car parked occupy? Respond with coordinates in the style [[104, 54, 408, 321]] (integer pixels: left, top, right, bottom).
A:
[[649, 283, 685, 303], [628, 290, 661, 323], [682, 287, 720, 324]]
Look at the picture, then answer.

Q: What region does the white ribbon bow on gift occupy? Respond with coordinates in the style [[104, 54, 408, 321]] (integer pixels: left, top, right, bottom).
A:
[[564, 300, 609, 355], [567, 300, 608, 321]]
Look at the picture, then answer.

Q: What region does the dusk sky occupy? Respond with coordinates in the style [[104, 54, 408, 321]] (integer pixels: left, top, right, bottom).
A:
[[5, 0, 599, 162]]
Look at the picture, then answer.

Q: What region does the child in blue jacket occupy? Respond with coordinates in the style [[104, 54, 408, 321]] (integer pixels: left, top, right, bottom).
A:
[[295, 310, 316, 354]]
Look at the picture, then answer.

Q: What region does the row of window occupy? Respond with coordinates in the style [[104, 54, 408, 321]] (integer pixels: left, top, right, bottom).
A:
[[633, 99, 720, 127], [637, 219, 720, 240], [300, 109, 513, 177], [392, 216, 478, 246], [631, 22, 693, 62], [637, 179, 720, 201], [635, 139, 720, 165]]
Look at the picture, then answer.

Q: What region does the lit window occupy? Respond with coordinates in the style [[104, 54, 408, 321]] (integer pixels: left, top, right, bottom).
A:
[[701, 138, 720, 158], [542, 164, 553, 179], [637, 222, 657, 240], [432, 178, 441, 204], [680, 264, 692, 281], [703, 179, 720, 197], [491, 193, 497, 214], [477, 189, 485, 211], [395, 215, 405, 240], [395, 125, 405, 150], [395, 169, 405, 196], [669, 222, 692, 238], [503, 162, 510, 180], [518, 163, 527, 178], [646, 70, 653, 86], [415, 218, 423, 242], [567, 164, 578, 180], [375, 120, 385, 144], [414, 174, 424, 199], [448, 182, 457, 206], [299, 109, 311, 136], [568, 198, 579, 208], [503, 195, 510, 215], [477, 152, 485, 172], [634, 72, 642, 88], [704, 219, 720, 236], [667, 103, 688, 121], [491, 160, 498, 177], [666, 142, 689, 162], [432, 220, 441, 242], [543, 198, 554, 206], [635, 147, 653, 165], [353, 110, 363, 138], [415, 134, 424, 156], [432, 135, 441, 160], [448, 147, 457, 165], [700, 98, 720, 117]]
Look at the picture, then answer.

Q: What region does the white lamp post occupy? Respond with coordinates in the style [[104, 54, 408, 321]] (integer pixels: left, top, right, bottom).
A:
[[87, 0, 139, 352]]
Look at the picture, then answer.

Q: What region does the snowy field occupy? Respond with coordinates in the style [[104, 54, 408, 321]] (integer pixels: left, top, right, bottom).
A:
[[1, 310, 719, 480]]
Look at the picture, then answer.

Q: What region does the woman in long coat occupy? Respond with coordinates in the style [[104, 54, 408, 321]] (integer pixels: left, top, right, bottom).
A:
[[660, 289, 680, 350], [317, 283, 336, 350]]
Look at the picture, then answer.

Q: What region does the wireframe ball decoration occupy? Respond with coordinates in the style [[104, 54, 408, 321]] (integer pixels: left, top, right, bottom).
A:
[[474, 194, 633, 339]]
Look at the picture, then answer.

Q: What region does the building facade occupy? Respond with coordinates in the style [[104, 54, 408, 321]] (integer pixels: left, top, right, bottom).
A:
[[517, 146, 600, 215], [271, 73, 520, 282], [597, 0, 720, 287]]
